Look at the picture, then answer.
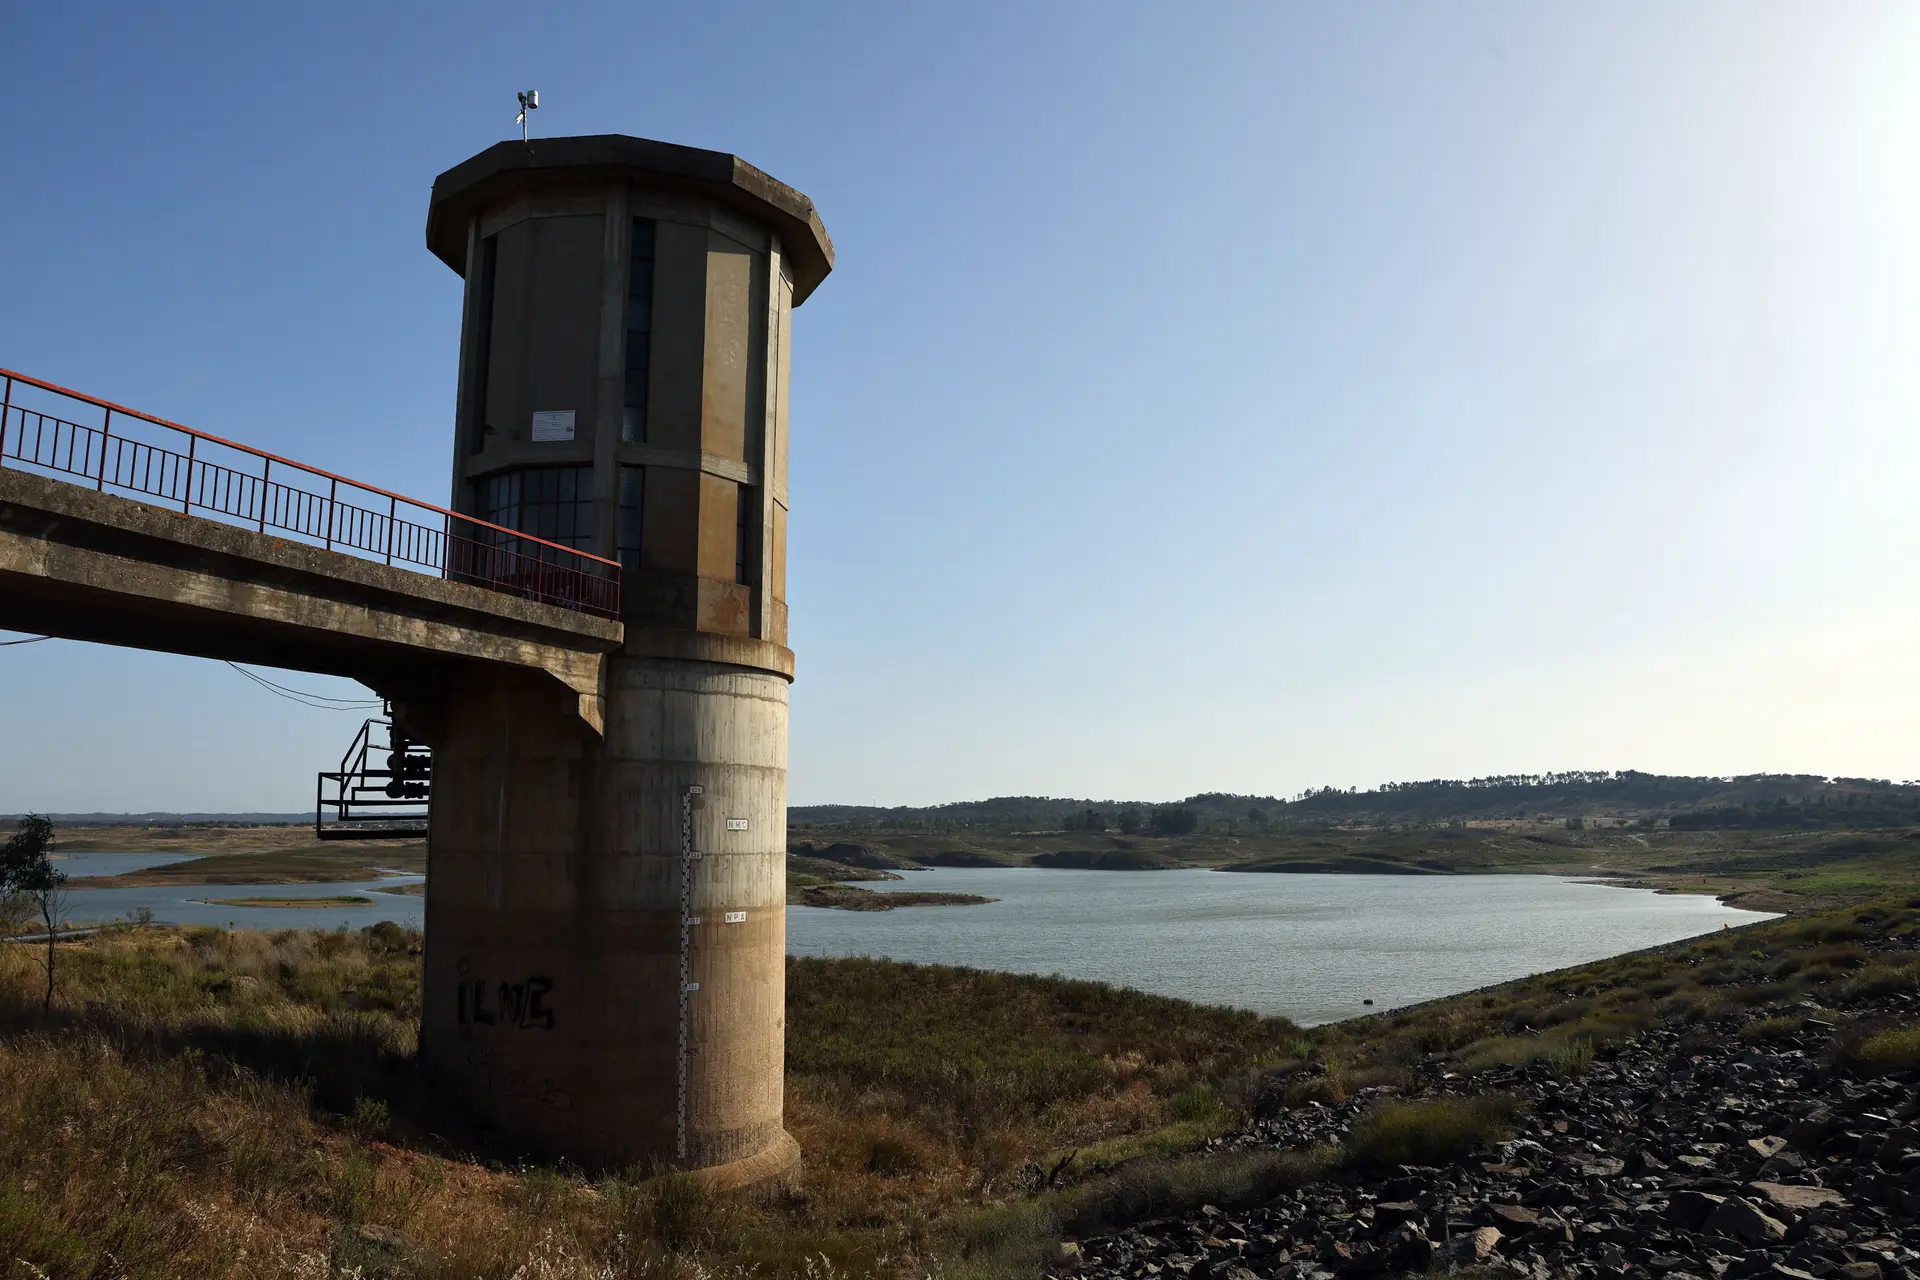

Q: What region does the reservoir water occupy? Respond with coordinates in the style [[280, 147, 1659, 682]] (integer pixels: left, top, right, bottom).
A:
[[51, 859, 427, 933], [50, 857, 1771, 1025], [786, 868, 1774, 1025]]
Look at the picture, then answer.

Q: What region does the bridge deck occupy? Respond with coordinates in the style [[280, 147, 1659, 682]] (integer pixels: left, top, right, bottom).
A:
[[0, 465, 623, 731], [0, 366, 621, 619]]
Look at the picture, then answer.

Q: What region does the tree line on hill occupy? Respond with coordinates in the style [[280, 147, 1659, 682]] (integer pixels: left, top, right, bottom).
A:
[[788, 771, 1920, 835]]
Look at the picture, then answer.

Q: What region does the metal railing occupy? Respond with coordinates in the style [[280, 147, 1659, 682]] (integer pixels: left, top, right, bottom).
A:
[[0, 366, 621, 620], [316, 713, 431, 841]]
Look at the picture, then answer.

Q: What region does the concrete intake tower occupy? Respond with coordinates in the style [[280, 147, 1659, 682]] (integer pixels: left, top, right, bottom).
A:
[[413, 135, 832, 1179]]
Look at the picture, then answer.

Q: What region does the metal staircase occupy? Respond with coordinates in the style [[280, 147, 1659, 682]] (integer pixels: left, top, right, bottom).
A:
[[315, 709, 431, 841]]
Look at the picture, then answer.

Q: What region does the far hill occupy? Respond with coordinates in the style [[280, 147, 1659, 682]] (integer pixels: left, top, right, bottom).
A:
[[791, 771, 1920, 835]]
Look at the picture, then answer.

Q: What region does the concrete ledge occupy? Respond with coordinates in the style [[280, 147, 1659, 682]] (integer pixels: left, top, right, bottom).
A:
[[624, 626, 796, 681]]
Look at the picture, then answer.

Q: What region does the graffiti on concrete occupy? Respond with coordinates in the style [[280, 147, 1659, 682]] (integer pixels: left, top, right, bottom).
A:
[[454, 958, 556, 1030]]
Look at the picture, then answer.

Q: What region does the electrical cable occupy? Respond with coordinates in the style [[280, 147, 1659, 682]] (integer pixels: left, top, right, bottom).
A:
[[227, 664, 382, 706], [224, 662, 384, 711], [0, 635, 51, 646]]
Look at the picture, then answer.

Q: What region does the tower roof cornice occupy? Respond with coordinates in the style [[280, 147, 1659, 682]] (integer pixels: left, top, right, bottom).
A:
[[427, 134, 835, 304]]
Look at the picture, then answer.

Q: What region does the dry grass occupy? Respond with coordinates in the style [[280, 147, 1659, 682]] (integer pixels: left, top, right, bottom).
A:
[[1343, 1095, 1521, 1169], [0, 927, 1302, 1279], [9, 893, 1918, 1278], [1851, 1024, 1920, 1072]]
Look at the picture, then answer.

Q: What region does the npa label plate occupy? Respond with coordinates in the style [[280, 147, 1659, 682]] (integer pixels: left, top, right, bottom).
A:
[[726, 817, 749, 831], [530, 410, 576, 441], [724, 910, 748, 924]]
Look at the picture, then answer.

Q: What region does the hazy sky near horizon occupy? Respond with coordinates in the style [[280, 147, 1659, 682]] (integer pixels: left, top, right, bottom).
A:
[[2, 3, 1917, 812]]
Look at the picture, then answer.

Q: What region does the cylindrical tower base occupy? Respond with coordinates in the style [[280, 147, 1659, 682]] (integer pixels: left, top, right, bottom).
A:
[[419, 654, 790, 1173]]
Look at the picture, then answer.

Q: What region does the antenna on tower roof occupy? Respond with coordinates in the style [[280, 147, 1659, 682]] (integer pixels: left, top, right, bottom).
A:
[[516, 89, 540, 142]]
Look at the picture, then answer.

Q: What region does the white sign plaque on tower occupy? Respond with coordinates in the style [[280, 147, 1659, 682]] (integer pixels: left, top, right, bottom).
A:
[[530, 410, 576, 442]]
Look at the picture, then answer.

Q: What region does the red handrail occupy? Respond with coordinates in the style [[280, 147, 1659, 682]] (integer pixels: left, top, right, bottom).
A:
[[0, 366, 623, 619], [0, 366, 620, 571]]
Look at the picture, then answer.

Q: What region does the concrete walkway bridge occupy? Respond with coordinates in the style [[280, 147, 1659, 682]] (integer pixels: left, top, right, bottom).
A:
[[0, 367, 625, 730]]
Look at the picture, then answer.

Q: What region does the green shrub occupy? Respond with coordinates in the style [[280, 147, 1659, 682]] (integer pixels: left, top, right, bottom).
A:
[[956, 1147, 1330, 1280], [1739, 1016, 1805, 1044], [1284, 1072, 1348, 1107], [1840, 960, 1920, 1000], [1350, 1064, 1413, 1092], [1853, 1025, 1920, 1073], [1457, 1035, 1542, 1072], [1417, 1011, 1490, 1054], [344, 1095, 390, 1141], [1168, 1083, 1221, 1123], [1059, 1147, 1330, 1236], [1345, 1095, 1521, 1169], [1808, 943, 1869, 971], [1552, 1039, 1595, 1078]]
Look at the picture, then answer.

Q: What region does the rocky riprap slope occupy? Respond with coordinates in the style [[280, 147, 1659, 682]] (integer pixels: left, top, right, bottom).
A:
[[1069, 962, 1918, 1279]]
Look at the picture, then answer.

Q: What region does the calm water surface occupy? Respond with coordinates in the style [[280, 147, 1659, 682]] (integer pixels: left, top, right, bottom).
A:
[[54, 857, 1772, 1024], [786, 868, 1774, 1025], [55, 852, 424, 932], [51, 852, 190, 877]]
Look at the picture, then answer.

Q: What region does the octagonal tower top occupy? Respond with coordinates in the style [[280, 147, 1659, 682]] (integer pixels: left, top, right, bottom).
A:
[[427, 134, 834, 304]]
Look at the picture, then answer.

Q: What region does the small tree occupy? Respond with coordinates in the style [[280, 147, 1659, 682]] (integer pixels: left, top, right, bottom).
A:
[[0, 889, 31, 936], [1116, 807, 1143, 835], [2, 814, 67, 1016], [1150, 806, 1198, 836]]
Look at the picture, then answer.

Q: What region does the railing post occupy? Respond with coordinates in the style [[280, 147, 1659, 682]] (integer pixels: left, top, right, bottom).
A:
[[258, 457, 270, 533], [96, 408, 110, 490], [0, 375, 12, 470], [184, 434, 196, 513], [325, 477, 337, 550], [385, 496, 396, 564]]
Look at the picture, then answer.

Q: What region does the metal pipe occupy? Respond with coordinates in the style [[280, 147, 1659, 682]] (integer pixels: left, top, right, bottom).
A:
[[678, 784, 704, 1164]]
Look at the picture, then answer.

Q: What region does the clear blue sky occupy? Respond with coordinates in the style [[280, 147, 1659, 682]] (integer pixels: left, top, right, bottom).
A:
[[2, 2, 1916, 812]]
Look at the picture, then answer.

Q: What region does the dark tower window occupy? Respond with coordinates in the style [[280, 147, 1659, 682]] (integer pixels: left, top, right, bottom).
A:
[[623, 220, 655, 443], [474, 466, 595, 549], [467, 234, 498, 454], [618, 465, 644, 572], [735, 484, 752, 585]]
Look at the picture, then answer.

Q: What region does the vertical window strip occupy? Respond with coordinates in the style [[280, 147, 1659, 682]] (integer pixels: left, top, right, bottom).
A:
[[735, 483, 751, 585], [618, 465, 644, 572], [623, 220, 656, 443], [469, 235, 499, 455]]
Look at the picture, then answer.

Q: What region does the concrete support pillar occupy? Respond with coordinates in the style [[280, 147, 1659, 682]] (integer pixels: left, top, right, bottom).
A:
[[422, 135, 829, 1181], [420, 655, 794, 1177]]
